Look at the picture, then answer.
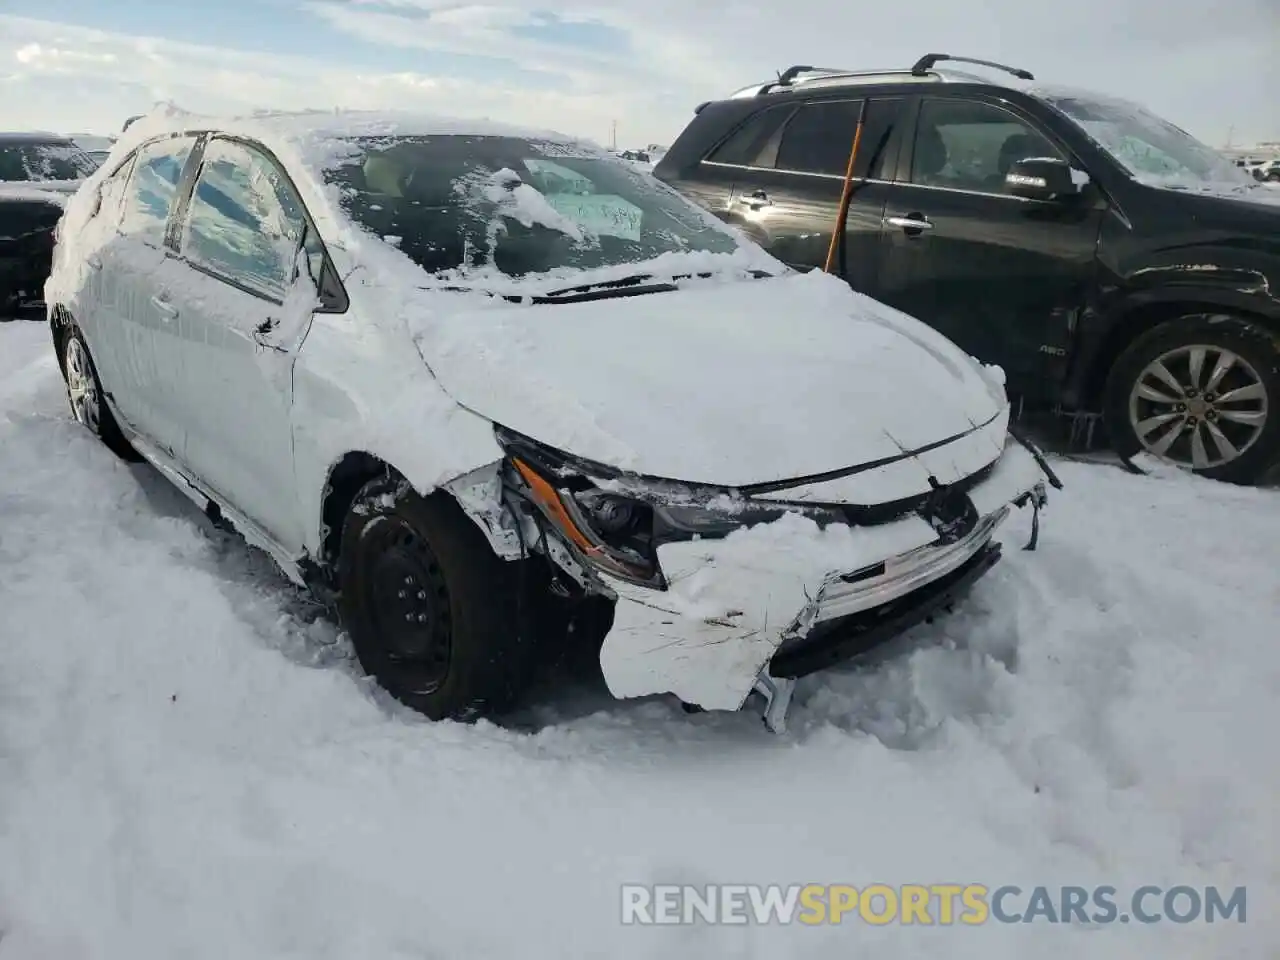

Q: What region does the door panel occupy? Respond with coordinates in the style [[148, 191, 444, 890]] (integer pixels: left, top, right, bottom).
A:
[[877, 96, 1103, 397], [723, 97, 906, 299], [165, 137, 314, 552], [96, 136, 197, 447]]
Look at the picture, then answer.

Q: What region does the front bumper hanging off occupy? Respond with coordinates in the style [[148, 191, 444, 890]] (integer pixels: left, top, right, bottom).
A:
[[594, 442, 1055, 734]]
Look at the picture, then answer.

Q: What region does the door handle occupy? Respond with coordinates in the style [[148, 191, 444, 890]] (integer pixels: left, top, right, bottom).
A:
[[885, 214, 933, 233], [150, 295, 179, 320], [86, 254, 102, 271], [739, 189, 772, 208]]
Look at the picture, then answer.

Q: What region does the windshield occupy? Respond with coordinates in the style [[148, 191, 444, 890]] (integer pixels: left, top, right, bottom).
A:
[[0, 140, 98, 182], [322, 135, 742, 282], [1040, 93, 1253, 188]]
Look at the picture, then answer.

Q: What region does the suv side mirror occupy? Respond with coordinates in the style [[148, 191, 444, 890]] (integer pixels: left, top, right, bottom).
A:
[[1005, 157, 1080, 201]]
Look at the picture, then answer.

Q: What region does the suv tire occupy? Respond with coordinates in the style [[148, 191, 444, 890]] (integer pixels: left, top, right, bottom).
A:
[[1104, 313, 1280, 484], [337, 476, 540, 720]]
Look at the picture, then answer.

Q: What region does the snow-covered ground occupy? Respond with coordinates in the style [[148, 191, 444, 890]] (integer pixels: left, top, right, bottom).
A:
[[1, 321, 1277, 959]]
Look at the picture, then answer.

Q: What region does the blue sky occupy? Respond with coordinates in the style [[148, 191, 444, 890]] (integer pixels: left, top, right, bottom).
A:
[[0, 1, 1276, 148], [21, 0, 631, 88]]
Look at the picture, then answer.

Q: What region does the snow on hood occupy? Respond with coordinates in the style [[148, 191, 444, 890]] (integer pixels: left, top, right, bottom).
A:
[[409, 269, 1008, 487]]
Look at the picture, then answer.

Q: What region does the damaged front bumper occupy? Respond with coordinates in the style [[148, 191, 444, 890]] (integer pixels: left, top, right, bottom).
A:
[[496, 424, 1054, 733], [590, 442, 1050, 732]]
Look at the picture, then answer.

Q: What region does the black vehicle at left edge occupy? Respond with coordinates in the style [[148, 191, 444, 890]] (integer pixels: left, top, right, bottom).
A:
[[655, 55, 1280, 484], [0, 133, 98, 320]]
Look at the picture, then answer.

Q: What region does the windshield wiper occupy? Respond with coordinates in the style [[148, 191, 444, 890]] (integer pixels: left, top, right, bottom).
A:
[[427, 269, 777, 306], [539, 268, 776, 303]]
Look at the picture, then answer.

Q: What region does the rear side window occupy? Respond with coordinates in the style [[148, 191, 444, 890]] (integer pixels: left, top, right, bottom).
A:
[[95, 155, 137, 226], [772, 98, 904, 179], [179, 138, 307, 301], [119, 137, 197, 243], [775, 100, 863, 176], [705, 105, 795, 166]]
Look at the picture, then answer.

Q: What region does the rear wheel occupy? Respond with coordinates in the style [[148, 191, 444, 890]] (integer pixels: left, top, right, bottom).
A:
[[60, 323, 139, 461], [1104, 313, 1280, 484], [336, 477, 540, 720]]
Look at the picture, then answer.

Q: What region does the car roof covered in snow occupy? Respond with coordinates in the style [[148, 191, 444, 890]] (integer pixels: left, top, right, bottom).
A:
[[114, 105, 591, 166]]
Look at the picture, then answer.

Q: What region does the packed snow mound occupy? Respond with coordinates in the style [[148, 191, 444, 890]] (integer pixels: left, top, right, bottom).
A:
[[1, 324, 1277, 958]]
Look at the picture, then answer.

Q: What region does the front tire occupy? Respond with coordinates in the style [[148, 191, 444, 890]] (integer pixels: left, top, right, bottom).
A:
[[1104, 313, 1280, 484], [336, 477, 539, 720], [60, 323, 139, 461]]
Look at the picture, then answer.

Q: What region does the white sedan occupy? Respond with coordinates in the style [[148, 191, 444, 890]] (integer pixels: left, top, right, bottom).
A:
[[45, 106, 1053, 732]]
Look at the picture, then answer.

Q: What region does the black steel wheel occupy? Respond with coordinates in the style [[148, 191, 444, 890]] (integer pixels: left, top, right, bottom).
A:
[[337, 476, 540, 720]]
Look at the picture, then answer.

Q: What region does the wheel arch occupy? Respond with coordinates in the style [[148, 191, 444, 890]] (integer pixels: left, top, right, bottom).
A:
[[49, 303, 75, 376], [1081, 296, 1280, 409], [314, 451, 520, 575]]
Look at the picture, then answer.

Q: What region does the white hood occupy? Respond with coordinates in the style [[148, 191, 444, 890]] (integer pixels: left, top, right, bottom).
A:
[[412, 270, 1007, 488]]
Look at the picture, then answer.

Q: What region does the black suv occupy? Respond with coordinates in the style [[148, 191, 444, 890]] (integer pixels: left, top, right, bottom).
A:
[[655, 54, 1280, 484]]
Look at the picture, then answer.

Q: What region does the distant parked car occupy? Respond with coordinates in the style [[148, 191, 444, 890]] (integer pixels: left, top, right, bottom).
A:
[[0, 133, 97, 319], [656, 53, 1280, 484], [45, 107, 1051, 733]]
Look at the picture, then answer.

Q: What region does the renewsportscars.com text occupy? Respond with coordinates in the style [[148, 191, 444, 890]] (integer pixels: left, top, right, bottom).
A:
[[621, 883, 1247, 926]]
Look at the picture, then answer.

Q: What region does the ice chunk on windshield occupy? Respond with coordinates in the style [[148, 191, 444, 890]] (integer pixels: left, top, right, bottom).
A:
[[478, 168, 585, 242]]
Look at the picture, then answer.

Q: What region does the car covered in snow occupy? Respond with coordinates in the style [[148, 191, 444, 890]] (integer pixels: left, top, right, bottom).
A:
[[45, 106, 1054, 731], [0, 133, 98, 318]]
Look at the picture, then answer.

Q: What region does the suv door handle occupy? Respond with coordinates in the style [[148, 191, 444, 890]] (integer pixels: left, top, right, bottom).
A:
[[885, 214, 933, 234], [739, 189, 772, 208], [86, 254, 103, 271], [150, 295, 179, 320]]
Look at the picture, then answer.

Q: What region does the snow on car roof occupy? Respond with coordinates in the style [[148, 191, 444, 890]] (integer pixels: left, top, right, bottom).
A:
[[115, 103, 589, 162]]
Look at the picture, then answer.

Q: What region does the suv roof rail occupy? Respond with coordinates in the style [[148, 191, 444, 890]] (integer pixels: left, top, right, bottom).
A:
[[747, 65, 942, 96], [909, 53, 1034, 81]]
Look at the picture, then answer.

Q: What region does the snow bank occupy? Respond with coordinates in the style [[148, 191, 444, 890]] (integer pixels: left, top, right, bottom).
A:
[[1, 325, 1277, 959]]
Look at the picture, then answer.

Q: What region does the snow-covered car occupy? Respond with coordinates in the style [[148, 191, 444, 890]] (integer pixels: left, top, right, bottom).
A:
[[45, 106, 1054, 732], [0, 133, 96, 318]]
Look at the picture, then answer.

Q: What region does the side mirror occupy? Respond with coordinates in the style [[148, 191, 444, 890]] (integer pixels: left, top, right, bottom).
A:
[[1004, 157, 1080, 201]]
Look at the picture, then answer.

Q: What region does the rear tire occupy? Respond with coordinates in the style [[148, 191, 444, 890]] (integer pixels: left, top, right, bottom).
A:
[[336, 476, 540, 720], [1103, 313, 1280, 484], [60, 323, 140, 461]]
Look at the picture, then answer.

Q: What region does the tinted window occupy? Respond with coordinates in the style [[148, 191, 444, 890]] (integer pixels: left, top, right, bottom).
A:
[[324, 135, 741, 281], [910, 99, 1062, 194], [775, 100, 864, 176], [180, 139, 307, 301], [0, 139, 98, 182], [706, 105, 794, 166]]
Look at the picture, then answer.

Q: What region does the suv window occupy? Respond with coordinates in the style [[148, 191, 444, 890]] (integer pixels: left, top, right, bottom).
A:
[[705, 105, 795, 167], [775, 98, 902, 179], [179, 139, 308, 301], [119, 137, 196, 243], [910, 98, 1063, 194]]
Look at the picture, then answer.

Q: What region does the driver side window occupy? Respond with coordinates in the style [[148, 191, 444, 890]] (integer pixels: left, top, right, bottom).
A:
[[179, 139, 307, 302], [910, 99, 1063, 195]]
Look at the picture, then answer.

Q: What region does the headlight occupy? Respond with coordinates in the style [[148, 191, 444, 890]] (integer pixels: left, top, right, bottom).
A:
[[510, 457, 662, 587], [505, 441, 845, 589]]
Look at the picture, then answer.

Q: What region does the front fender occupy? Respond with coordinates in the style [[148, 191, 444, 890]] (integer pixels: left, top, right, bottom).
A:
[[291, 313, 504, 560]]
